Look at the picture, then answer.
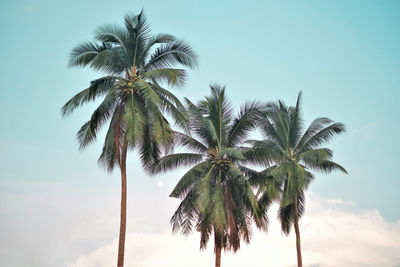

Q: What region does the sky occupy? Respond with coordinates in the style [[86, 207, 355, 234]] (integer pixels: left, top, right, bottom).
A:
[[0, 0, 399, 266]]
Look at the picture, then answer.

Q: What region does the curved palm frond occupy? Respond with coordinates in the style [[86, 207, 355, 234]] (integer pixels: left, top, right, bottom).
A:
[[95, 24, 128, 49], [295, 117, 334, 152], [158, 97, 190, 133], [288, 92, 303, 148], [98, 103, 125, 172], [145, 39, 198, 71], [228, 165, 259, 217], [151, 153, 204, 174], [298, 148, 332, 163], [186, 98, 219, 147], [218, 148, 245, 160], [170, 161, 211, 199], [76, 90, 119, 150], [205, 84, 233, 146], [257, 110, 284, 149], [144, 68, 187, 87], [144, 33, 175, 57], [306, 159, 348, 174], [170, 187, 198, 234], [61, 76, 118, 117], [227, 101, 262, 147], [173, 131, 208, 153], [278, 190, 305, 235], [298, 122, 345, 153], [68, 41, 107, 68]]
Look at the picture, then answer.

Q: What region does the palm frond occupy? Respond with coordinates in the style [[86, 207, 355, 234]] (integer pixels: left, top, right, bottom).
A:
[[152, 153, 204, 174], [278, 190, 305, 235], [98, 103, 125, 172], [228, 165, 259, 216], [139, 123, 161, 168], [69, 41, 107, 68], [144, 33, 175, 57], [123, 12, 151, 68], [257, 111, 284, 149], [306, 160, 348, 174], [218, 148, 245, 160], [288, 92, 303, 148], [135, 79, 162, 106], [197, 210, 213, 250], [61, 76, 118, 117], [122, 92, 145, 145], [159, 97, 190, 133], [173, 131, 208, 153], [145, 40, 198, 71], [196, 166, 216, 213], [298, 148, 333, 164], [295, 117, 333, 152], [267, 101, 290, 149], [76, 90, 119, 150], [186, 98, 219, 147], [170, 161, 211, 199], [61, 88, 90, 117], [227, 101, 261, 147], [211, 178, 227, 233], [239, 140, 282, 166], [205, 84, 233, 146], [299, 122, 345, 152], [95, 24, 128, 48], [170, 188, 198, 234], [151, 83, 186, 111], [144, 68, 187, 87]]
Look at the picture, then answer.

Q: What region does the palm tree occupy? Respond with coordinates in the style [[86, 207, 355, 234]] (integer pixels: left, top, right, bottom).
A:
[[248, 93, 347, 266], [150, 85, 265, 267], [61, 11, 197, 267]]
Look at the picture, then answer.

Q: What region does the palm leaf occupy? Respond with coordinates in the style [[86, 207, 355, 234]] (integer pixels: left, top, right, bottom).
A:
[[145, 40, 198, 70], [170, 161, 211, 199], [76, 90, 118, 149], [144, 68, 187, 87], [152, 153, 204, 174], [173, 131, 208, 153], [227, 101, 261, 147]]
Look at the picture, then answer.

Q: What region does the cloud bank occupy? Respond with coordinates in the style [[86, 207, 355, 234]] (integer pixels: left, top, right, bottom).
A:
[[70, 193, 400, 267]]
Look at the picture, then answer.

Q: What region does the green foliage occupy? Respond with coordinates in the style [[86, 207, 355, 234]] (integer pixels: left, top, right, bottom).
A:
[[62, 10, 198, 172], [153, 85, 263, 253], [246, 92, 347, 235]]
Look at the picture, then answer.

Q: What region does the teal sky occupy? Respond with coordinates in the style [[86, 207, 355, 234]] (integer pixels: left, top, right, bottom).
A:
[[0, 0, 399, 266]]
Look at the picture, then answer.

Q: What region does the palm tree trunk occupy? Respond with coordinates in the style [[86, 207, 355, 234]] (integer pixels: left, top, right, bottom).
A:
[[214, 232, 222, 267], [293, 196, 302, 267], [215, 245, 222, 267], [117, 141, 128, 267]]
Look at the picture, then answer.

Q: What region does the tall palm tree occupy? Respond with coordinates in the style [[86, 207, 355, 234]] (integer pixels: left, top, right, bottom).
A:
[[248, 93, 347, 266], [150, 85, 265, 267], [61, 11, 197, 267]]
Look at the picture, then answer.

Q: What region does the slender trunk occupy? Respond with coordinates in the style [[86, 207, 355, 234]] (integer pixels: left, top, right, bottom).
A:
[[293, 196, 302, 267], [214, 232, 222, 267], [117, 142, 128, 267], [215, 245, 222, 267]]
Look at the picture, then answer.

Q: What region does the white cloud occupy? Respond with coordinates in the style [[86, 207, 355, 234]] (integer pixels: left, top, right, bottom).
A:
[[325, 198, 355, 206], [69, 193, 400, 267], [350, 122, 380, 141]]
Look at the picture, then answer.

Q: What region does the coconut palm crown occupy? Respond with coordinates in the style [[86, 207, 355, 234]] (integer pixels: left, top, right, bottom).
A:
[[61, 10, 197, 267], [150, 85, 266, 267], [247, 92, 347, 266], [62, 10, 197, 169]]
